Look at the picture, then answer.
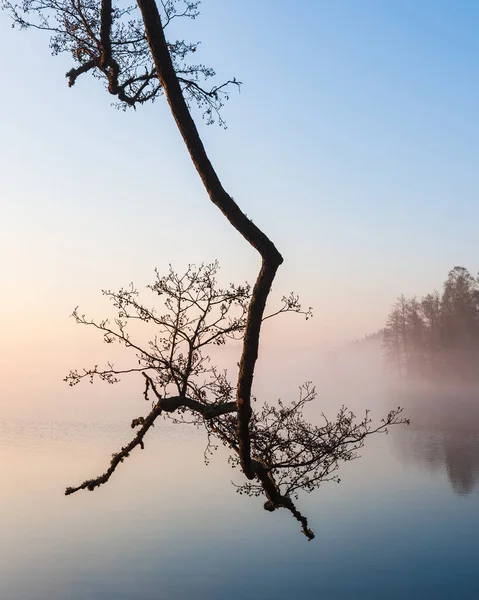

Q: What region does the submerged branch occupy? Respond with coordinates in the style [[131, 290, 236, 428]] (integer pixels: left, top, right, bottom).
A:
[[66, 373, 236, 495]]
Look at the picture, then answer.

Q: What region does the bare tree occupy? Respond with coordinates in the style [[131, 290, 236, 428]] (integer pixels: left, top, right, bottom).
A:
[[4, 0, 407, 539], [382, 267, 479, 383], [64, 262, 406, 539], [383, 305, 405, 379]]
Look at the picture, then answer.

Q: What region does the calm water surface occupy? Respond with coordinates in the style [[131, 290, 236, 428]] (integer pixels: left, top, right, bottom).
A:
[[1, 390, 478, 600]]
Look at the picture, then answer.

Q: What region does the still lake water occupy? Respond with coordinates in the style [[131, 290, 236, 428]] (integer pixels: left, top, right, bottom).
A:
[[1, 388, 478, 600]]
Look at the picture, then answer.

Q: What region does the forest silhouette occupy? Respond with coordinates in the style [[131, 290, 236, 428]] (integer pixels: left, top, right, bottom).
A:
[[383, 266, 479, 381]]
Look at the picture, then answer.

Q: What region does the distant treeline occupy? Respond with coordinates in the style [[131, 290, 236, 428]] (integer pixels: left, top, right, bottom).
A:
[[383, 266, 479, 381]]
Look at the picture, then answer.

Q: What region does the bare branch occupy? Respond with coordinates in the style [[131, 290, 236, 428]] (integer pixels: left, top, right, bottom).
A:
[[4, 1, 411, 540], [66, 57, 98, 87], [62, 259, 407, 540], [66, 372, 236, 494]]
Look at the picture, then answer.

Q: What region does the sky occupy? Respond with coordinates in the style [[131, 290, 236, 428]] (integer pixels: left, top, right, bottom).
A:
[[0, 0, 478, 415]]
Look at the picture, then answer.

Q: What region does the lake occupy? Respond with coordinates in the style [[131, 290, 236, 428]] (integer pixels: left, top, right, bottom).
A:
[[1, 386, 478, 600]]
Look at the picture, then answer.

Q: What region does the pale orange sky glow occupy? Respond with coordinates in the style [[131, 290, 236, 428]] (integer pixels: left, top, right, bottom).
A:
[[1, 1, 478, 422]]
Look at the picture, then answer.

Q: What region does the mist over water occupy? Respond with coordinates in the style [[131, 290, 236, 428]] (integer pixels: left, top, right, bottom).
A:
[[313, 337, 479, 497], [2, 337, 478, 599], [390, 385, 479, 496]]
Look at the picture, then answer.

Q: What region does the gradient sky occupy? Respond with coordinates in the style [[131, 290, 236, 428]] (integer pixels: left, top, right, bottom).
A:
[[1, 1, 478, 413]]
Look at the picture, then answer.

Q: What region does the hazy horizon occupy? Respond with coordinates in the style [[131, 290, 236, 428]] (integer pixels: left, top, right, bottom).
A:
[[1, 2, 479, 415]]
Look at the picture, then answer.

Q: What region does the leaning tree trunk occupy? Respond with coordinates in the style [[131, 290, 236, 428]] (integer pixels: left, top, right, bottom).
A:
[[136, 0, 283, 481]]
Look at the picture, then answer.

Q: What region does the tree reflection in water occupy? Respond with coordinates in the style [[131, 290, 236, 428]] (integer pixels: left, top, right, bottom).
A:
[[392, 386, 479, 495]]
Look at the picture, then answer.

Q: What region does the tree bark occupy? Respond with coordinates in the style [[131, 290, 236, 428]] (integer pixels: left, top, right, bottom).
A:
[[136, 0, 283, 479]]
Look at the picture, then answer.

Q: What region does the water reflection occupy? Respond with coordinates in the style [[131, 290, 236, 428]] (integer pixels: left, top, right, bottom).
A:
[[2, 414, 479, 599], [392, 386, 479, 495]]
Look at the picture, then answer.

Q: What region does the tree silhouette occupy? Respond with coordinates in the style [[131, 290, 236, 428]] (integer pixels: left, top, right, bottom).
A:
[[383, 266, 479, 382], [4, 0, 407, 539]]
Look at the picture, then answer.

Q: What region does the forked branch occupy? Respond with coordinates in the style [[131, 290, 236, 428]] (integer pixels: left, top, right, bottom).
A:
[[3, 0, 410, 539]]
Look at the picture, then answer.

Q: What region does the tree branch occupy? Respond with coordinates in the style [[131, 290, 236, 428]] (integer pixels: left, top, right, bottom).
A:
[[5, 1, 411, 540], [135, 0, 282, 483], [66, 58, 99, 87], [99, 0, 112, 68], [66, 373, 236, 495]]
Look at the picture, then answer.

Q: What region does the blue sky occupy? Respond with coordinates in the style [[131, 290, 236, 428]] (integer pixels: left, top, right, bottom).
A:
[[1, 0, 478, 406]]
